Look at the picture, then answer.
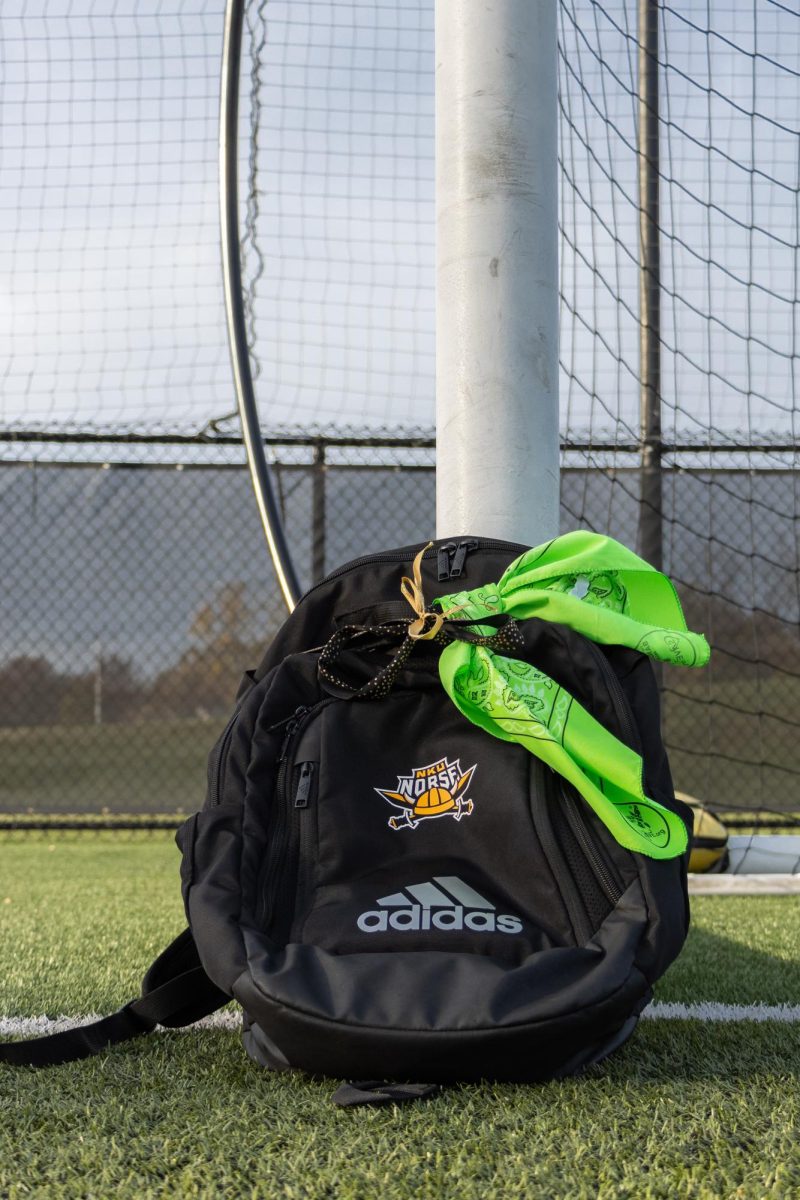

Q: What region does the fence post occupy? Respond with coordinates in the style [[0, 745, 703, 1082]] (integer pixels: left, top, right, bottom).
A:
[[311, 440, 327, 583], [638, 0, 663, 571]]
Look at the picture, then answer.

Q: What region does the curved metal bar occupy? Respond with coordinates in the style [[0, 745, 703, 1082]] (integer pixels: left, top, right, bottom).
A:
[[219, 0, 302, 610]]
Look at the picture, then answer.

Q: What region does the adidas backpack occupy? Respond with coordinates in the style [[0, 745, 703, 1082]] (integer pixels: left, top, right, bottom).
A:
[[0, 533, 705, 1104]]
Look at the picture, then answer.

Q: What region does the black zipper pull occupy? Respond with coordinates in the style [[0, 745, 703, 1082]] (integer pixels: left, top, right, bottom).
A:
[[269, 705, 308, 736], [276, 706, 309, 762], [437, 542, 457, 581], [450, 539, 478, 579], [294, 762, 315, 808]]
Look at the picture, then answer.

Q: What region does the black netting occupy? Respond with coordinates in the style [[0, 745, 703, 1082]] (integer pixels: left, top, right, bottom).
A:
[[2, 451, 797, 818], [1, 2, 799, 829]]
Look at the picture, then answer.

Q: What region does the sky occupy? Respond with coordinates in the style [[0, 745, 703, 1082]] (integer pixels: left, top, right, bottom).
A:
[[1, 0, 799, 448]]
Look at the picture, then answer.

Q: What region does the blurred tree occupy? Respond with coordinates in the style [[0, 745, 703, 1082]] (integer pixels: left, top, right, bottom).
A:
[[145, 582, 276, 720], [0, 657, 65, 726]]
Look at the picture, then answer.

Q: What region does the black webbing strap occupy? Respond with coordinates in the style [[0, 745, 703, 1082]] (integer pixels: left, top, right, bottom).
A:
[[332, 1080, 441, 1107], [0, 1004, 155, 1068], [0, 928, 229, 1068]]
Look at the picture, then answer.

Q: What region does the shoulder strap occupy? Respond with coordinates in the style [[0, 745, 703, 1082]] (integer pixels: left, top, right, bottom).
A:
[[0, 928, 229, 1068]]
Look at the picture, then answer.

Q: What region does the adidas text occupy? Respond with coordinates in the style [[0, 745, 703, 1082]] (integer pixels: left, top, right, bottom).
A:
[[357, 906, 522, 934], [356, 875, 523, 935]]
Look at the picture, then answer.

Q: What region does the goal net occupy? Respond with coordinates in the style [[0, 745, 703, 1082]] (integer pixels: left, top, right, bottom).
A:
[[1, 1, 798, 860], [559, 1, 799, 855], [236, 0, 799, 847]]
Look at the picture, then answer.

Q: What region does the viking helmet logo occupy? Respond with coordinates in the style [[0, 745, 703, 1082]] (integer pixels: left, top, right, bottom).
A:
[[374, 756, 477, 830]]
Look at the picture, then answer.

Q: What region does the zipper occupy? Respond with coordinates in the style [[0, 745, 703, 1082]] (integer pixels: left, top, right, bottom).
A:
[[210, 711, 238, 807], [530, 761, 594, 945], [560, 782, 624, 906], [295, 538, 528, 605], [294, 761, 315, 808], [275, 706, 311, 761], [437, 542, 457, 581], [210, 685, 320, 810], [449, 539, 478, 579], [259, 699, 332, 935], [210, 687, 324, 810], [532, 762, 626, 942], [584, 641, 641, 754], [264, 703, 308, 743], [291, 766, 318, 940]]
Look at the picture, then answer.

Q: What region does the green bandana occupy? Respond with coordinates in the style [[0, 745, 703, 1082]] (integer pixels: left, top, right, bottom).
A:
[[435, 531, 710, 860]]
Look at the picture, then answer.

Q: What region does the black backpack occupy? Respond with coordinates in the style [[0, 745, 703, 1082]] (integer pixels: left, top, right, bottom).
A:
[[1, 537, 691, 1103]]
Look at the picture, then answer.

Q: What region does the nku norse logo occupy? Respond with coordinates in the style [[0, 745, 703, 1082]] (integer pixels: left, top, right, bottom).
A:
[[374, 756, 477, 830]]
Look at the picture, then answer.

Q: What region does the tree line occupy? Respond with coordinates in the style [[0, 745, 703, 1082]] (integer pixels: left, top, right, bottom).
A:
[[1, 583, 796, 728], [0, 583, 281, 728]]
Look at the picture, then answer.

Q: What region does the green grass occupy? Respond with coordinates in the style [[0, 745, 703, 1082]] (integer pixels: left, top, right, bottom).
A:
[[1, 835, 799, 1199], [4, 712, 799, 823], [0, 720, 221, 814]]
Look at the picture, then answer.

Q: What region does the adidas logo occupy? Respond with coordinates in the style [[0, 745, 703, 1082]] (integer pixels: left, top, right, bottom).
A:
[[356, 875, 523, 935]]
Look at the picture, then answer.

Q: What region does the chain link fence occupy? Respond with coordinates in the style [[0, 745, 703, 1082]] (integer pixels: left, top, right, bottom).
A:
[[2, 438, 797, 821]]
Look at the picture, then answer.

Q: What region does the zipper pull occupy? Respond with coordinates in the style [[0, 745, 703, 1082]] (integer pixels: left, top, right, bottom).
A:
[[269, 705, 308, 736], [437, 541, 457, 581], [449, 539, 478, 578], [294, 762, 315, 808], [277, 706, 309, 761]]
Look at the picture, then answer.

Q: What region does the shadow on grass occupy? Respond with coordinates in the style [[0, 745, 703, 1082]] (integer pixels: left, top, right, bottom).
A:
[[1, 918, 797, 1115], [655, 922, 800, 1008], [4, 1007, 796, 1105], [601, 1017, 800, 1085]]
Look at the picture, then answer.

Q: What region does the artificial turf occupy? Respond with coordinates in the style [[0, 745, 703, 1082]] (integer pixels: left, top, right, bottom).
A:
[[1, 834, 798, 1199], [0, 719, 216, 814]]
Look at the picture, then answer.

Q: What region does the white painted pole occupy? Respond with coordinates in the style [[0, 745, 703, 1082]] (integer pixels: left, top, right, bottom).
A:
[[436, 0, 560, 545]]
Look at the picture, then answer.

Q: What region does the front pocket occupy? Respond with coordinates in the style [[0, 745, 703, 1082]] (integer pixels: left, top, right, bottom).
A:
[[269, 689, 579, 959], [206, 712, 239, 807], [531, 765, 627, 944], [261, 758, 320, 944], [529, 762, 594, 945], [259, 701, 330, 941], [559, 782, 625, 908], [256, 686, 635, 956]]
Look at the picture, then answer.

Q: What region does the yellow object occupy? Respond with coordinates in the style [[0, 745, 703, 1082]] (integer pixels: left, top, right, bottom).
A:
[[400, 543, 447, 639], [400, 542, 464, 640], [679, 794, 729, 873], [414, 787, 456, 818]]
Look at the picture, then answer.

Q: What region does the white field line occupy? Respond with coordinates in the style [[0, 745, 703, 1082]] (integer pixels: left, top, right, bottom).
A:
[[642, 1002, 800, 1023], [688, 874, 800, 895], [2, 1003, 800, 1039], [0, 1010, 243, 1038]]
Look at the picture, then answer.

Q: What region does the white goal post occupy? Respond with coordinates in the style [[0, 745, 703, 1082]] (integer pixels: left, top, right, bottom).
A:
[[435, 0, 560, 546], [432, 0, 799, 882]]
